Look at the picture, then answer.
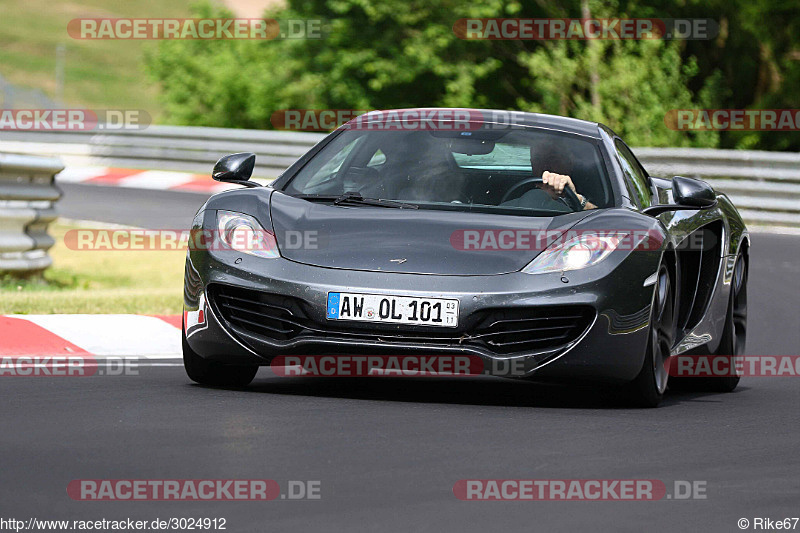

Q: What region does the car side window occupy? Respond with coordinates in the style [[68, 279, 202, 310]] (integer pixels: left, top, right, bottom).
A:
[[615, 140, 652, 209]]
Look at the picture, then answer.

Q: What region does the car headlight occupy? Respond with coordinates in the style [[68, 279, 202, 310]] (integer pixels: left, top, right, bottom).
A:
[[522, 232, 626, 274], [216, 210, 279, 259]]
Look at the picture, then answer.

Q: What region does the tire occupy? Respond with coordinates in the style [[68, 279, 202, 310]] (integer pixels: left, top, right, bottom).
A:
[[183, 329, 258, 387], [625, 264, 675, 408]]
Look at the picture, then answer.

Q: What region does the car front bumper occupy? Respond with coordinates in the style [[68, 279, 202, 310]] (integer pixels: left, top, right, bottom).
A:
[[184, 242, 660, 384]]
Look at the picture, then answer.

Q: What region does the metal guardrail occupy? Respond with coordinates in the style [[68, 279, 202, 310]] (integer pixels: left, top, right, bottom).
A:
[[636, 148, 800, 227], [0, 153, 64, 273], [0, 127, 325, 178], [1, 127, 798, 227]]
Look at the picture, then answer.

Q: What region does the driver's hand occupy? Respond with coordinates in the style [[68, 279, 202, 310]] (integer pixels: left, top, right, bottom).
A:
[[539, 171, 576, 200]]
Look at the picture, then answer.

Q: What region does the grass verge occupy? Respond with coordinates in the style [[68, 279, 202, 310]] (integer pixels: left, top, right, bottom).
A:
[[0, 0, 195, 115], [0, 221, 185, 314]]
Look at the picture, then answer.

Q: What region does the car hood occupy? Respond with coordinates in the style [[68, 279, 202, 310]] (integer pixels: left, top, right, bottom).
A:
[[269, 192, 591, 275]]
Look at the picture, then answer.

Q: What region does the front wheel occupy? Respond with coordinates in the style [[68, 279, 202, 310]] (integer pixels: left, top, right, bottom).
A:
[[709, 252, 747, 391], [183, 329, 258, 387], [625, 264, 674, 408]]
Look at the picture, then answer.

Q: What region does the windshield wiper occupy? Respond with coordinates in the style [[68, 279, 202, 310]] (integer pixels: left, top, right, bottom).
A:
[[293, 192, 418, 209]]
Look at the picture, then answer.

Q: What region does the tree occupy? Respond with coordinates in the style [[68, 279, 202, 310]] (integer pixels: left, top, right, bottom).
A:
[[145, 0, 799, 149]]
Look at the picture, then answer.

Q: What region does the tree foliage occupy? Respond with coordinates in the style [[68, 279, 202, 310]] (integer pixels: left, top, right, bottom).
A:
[[145, 0, 800, 149]]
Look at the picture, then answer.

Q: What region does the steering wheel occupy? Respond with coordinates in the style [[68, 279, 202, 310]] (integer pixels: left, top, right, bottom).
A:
[[501, 177, 583, 211]]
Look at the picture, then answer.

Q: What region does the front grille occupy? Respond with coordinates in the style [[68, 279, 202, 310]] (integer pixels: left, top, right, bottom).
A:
[[470, 307, 595, 354], [209, 283, 594, 356], [210, 285, 303, 341]]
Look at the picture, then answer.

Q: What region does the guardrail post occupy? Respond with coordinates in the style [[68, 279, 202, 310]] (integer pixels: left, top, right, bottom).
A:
[[0, 153, 64, 274]]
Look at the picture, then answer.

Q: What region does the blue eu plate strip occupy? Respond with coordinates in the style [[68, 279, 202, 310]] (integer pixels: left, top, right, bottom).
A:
[[327, 293, 340, 319]]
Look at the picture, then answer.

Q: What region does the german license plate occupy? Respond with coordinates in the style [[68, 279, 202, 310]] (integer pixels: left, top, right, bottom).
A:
[[326, 292, 458, 327]]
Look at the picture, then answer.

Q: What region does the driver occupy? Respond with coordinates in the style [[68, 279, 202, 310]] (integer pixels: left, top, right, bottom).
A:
[[504, 143, 597, 211]]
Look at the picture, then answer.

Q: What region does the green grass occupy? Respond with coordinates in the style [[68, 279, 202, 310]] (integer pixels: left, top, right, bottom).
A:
[[0, 0, 197, 117], [0, 221, 185, 314]]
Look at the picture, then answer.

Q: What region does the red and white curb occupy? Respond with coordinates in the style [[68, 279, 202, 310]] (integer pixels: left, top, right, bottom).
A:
[[0, 314, 183, 359], [56, 166, 240, 193]]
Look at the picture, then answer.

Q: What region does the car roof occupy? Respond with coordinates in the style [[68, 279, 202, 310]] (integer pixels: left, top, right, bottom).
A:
[[350, 108, 604, 138]]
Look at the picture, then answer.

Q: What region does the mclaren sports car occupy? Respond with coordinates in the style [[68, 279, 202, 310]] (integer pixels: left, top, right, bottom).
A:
[[182, 109, 749, 407]]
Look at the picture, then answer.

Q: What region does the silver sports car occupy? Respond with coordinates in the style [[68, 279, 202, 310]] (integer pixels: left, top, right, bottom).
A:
[[182, 109, 748, 407]]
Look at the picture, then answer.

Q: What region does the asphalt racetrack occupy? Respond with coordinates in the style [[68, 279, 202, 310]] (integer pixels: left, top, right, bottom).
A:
[[2, 183, 797, 532]]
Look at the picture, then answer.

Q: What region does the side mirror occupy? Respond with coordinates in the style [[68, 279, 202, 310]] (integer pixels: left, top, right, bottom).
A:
[[212, 152, 260, 187], [672, 175, 717, 208], [643, 176, 717, 216]]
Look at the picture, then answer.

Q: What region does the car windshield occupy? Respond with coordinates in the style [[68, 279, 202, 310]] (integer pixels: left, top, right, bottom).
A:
[[282, 126, 613, 216]]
